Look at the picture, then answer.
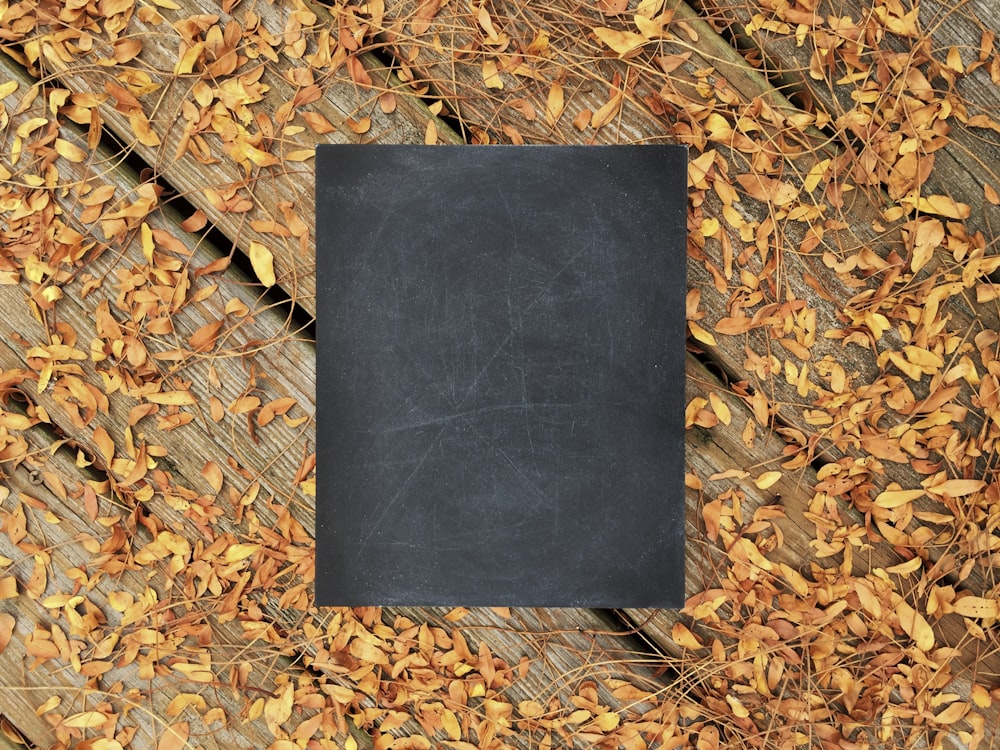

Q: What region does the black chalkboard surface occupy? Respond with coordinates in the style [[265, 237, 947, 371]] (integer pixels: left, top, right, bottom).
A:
[[316, 145, 687, 607]]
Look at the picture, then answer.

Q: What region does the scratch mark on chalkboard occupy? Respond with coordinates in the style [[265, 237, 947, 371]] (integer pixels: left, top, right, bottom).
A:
[[496, 184, 519, 254], [358, 434, 439, 553], [457, 241, 592, 407]]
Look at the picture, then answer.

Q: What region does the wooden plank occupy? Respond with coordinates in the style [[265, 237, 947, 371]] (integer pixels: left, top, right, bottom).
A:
[[0, 51, 438, 749], [623, 356, 993, 749], [694, 0, 1000, 224], [0, 411, 282, 750], [6, 0, 461, 321]]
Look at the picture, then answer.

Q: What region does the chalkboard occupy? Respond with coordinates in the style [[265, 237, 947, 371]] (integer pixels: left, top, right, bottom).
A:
[[316, 145, 687, 607]]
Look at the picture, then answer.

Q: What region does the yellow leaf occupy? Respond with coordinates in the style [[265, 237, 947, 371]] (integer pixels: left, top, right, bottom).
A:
[[726, 694, 749, 718], [754, 471, 781, 490], [884, 556, 923, 576], [903, 345, 943, 369], [140, 222, 155, 263], [917, 194, 970, 219], [35, 695, 61, 716], [972, 683, 992, 708], [55, 138, 88, 163], [482, 60, 504, 89], [264, 683, 294, 729], [224, 544, 260, 563], [249, 241, 276, 287], [933, 700, 969, 725], [803, 158, 831, 193], [688, 321, 716, 346], [895, 598, 934, 651], [945, 46, 965, 73], [700, 217, 720, 237], [65, 711, 109, 728], [874, 487, 924, 508], [951, 596, 999, 619], [441, 709, 461, 740], [925, 479, 985, 497], [592, 26, 647, 55], [779, 563, 809, 596], [589, 88, 624, 129], [146, 390, 196, 406], [16, 117, 48, 138], [708, 392, 731, 425], [349, 638, 389, 665], [593, 712, 620, 731], [518, 700, 544, 718], [0, 81, 18, 99], [166, 694, 207, 717]]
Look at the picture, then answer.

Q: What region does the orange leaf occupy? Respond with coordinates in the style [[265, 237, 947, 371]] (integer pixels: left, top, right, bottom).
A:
[[157, 723, 189, 750], [346, 56, 372, 88], [410, 0, 441, 34], [0, 613, 13, 653], [93, 425, 115, 464], [545, 81, 564, 125], [736, 173, 799, 206], [302, 111, 336, 134], [0, 577, 16, 599], [671, 622, 703, 649], [188, 319, 223, 353]]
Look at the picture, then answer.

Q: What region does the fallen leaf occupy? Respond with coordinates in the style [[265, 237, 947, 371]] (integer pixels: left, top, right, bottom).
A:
[[249, 241, 276, 286]]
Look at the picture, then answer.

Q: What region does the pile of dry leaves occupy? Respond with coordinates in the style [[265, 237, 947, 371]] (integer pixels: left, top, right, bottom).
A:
[[0, 0, 999, 748]]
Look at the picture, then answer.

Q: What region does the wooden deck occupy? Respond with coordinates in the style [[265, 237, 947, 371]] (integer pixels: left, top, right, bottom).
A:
[[0, 0, 998, 748]]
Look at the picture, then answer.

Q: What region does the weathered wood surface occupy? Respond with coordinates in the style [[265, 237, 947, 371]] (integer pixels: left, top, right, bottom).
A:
[[0, 31, 695, 750], [695, 0, 1000, 227], [2, 0, 998, 747], [11, 0, 460, 321]]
